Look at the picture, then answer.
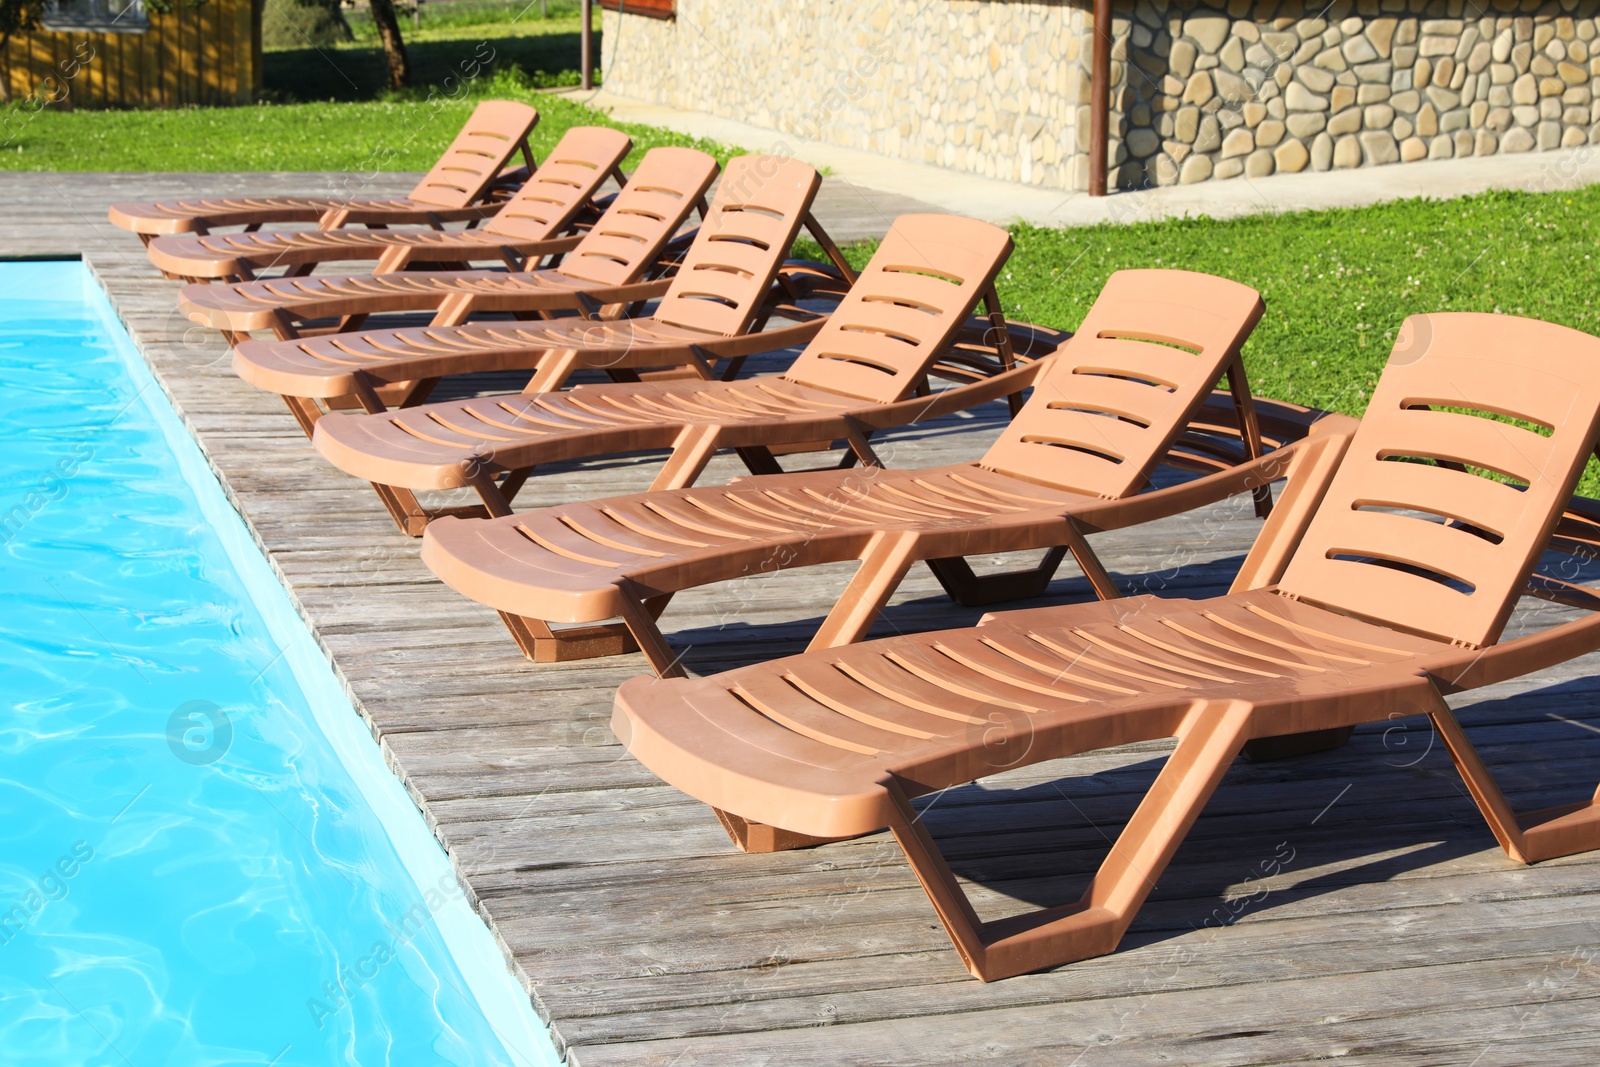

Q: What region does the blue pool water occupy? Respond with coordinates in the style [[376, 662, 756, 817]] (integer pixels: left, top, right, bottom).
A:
[[0, 262, 558, 1066]]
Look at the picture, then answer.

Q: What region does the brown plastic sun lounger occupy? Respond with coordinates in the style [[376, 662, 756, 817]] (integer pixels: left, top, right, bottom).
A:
[[612, 311, 1600, 982], [110, 100, 540, 242], [308, 214, 1049, 543], [177, 145, 725, 347], [144, 126, 636, 283], [420, 267, 1292, 673], [220, 153, 846, 426], [307, 214, 1056, 543], [236, 156, 863, 531]]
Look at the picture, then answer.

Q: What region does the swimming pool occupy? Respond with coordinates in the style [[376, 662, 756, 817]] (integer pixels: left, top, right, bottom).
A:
[[0, 262, 559, 1066]]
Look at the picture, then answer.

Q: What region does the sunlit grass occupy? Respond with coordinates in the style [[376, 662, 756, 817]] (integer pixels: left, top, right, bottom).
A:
[[0, 69, 728, 172]]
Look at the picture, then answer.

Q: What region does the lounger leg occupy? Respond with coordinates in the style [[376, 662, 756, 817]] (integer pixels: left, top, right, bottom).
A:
[[1430, 701, 1600, 864], [396, 377, 440, 408], [1225, 357, 1273, 520], [494, 595, 677, 671], [803, 212, 858, 287], [497, 611, 642, 664], [808, 534, 921, 650], [465, 471, 515, 519], [371, 476, 519, 537], [978, 284, 1023, 417], [431, 293, 475, 328], [615, 595, 686, 678], [886, 700, 1253, 981], [283, 395, 323, 439], [711, 808, 853, 853], [374, 245, 417, 275], [925, 524, 1116, 607], [372, 484, 434, 537], [734, 446, 785, 476], [925, 549, 1069, 606], [649, 426, 722, 492], [496, 468, 532, 506], [1062, 524, 1123, 601], [522, 350, 581, 395]]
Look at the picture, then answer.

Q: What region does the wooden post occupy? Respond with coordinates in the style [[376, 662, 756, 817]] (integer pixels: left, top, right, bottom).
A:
[[581, 0, 594, 90], [1089, 0, 1111, 197]]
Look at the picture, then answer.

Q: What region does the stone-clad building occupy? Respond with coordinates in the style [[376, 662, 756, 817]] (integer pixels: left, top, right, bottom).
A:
[[600, 0, 1600, 193]]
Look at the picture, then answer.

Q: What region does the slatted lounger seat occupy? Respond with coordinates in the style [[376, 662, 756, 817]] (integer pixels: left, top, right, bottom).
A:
[[613, 312, 1600, 981], [228, 151, 851, 447], [234, 157, 872, 535]]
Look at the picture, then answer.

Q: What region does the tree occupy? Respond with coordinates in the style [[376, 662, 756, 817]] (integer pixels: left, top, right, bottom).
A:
[[0, 0, 47, 102], [366, 0, 410, 90]]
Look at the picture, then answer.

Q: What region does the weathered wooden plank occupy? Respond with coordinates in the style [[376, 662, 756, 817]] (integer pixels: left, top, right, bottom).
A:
[[565, 981, 1600, 1067]]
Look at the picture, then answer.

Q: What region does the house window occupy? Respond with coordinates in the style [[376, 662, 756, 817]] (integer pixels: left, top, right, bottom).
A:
[[41, 0, 149, 33]]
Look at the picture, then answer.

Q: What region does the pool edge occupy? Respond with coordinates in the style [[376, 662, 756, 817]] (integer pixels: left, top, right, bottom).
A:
[[79, 256, 567, 1067]]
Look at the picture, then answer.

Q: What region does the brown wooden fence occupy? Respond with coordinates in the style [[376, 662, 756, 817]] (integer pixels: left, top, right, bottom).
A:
[[4, 0, 259, 109]]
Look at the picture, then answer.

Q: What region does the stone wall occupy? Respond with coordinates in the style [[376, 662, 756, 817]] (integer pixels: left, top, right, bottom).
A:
[[603, 0, 1600, 192], [1110, 0, 1600, 188], [601, 0, 1090, 188]]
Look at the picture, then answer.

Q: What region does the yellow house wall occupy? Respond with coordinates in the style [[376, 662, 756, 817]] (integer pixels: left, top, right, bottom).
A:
[[5, 0, 258, 108]]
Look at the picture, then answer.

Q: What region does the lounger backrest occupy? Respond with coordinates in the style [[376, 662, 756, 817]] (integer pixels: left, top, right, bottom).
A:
[[406, 100, 539, 209], [481, 126, 631, 241], [554, 147, 721, 286], [648, 155, 821, 337], [1278, 313, 1600, 648], [980, 269, 1264, 498], [781, 214, 1013, 403]]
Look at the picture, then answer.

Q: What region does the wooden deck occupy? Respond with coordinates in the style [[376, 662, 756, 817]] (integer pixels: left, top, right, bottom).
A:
[[14, 171, 1600, 1065]]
